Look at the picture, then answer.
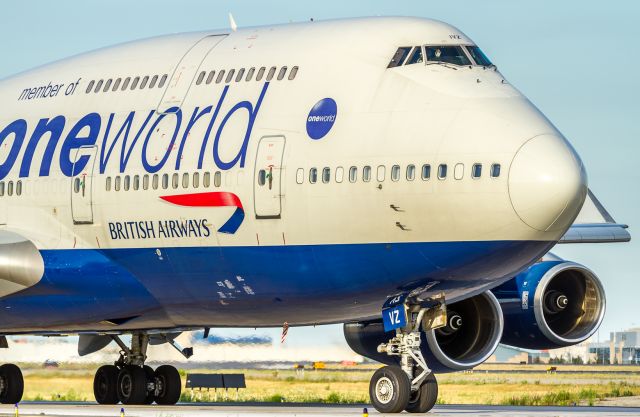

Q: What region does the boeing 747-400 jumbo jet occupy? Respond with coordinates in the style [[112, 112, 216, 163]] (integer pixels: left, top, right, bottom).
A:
[[0, 16, 630, 412]]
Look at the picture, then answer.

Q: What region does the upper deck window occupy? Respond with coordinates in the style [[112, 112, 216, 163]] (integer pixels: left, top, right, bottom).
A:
[[466, 46, 492, 67], [425, 46, 471, 66], [387, 47, 412, 68], [405, 47, 424, 65]]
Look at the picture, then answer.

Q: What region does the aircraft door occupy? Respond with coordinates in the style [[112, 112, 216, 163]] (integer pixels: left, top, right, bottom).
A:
[[254, 136, 286, 219], [71, 146, 97, 224], [157, 34, 227, 114]]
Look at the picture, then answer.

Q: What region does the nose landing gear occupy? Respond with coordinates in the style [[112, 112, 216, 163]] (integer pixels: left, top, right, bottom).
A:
[[93, 333, 182, 405], [370, 293, 446, 413]]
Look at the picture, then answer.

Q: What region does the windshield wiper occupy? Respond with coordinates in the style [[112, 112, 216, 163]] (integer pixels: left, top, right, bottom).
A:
[[425, 61, 458, 70]]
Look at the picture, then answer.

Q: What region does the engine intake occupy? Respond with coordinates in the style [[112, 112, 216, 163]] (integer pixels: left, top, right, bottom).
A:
[[495, 260, 606, 349]]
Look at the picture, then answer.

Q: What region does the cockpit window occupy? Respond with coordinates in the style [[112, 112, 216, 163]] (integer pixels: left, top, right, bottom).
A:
[[466, 46, 492, 67], [405, 47, 424, 65], [425, 46, 471, 66], [387, 47, 412, 68]]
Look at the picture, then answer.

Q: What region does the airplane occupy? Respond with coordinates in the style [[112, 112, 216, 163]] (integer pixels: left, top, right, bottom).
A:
[[0, 16, 630, 412]]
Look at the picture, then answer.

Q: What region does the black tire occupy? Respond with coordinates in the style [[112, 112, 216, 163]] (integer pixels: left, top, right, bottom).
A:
[[153, 365, 181, 405], [406, 373, 438, 413], [0, 364, 23, 404], [93, 365, 119, 405], [369, 365, 410, 413], [143, 366, 155, 405], [117, 365, 147, 405]]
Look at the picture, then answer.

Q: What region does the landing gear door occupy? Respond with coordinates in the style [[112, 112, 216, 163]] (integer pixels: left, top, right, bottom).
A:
[[71, 145, 97, 225], [254, 136, 285, 219], [157, 34, 227, 114]]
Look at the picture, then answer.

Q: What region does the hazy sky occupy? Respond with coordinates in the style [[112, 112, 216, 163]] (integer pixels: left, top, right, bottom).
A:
[[1, 0, 638, 354]]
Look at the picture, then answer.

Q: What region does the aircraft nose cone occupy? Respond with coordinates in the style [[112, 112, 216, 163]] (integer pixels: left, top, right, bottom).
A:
[[508, 134, 588, 232]]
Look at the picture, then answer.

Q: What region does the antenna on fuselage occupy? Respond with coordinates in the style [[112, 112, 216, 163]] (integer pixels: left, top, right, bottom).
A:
[[229, 13, 238, 32]]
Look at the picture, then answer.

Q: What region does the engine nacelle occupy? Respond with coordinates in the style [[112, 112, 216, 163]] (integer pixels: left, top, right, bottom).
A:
[[343, 291, 503, 372], [493, 260, 606, 350]]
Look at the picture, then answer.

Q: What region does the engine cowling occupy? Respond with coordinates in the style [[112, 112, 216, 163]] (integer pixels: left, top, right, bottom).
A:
[[343, 291, 504, 372], [493, 260, 605, 350]]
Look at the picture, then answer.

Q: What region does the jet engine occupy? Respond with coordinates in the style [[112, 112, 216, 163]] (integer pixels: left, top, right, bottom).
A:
[[344, 291, 503, 372], [493, 260, 605, 350]]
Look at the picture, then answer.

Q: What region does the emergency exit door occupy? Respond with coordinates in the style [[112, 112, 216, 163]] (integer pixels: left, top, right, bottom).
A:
[[254, 136, 285, 219], [157, 34, 227, 114], [71, 146, 97, 224]]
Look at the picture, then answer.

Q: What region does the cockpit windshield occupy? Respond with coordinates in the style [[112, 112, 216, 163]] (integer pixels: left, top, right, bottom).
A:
[[466, 46, 492, 67], [425, 46, 471, 66]]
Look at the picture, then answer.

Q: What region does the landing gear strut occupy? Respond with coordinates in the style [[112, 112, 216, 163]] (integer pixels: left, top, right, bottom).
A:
[[93, 333, 182, 405], [369, 294, 444, 413]]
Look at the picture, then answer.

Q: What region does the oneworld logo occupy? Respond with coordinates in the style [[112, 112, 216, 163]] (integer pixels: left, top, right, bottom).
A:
[[306, 98, 337, 140]]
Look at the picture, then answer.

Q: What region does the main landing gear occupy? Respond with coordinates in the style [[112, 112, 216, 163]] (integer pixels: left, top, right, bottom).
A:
[[93, 333, 182, 405], [369, 295, 443, 413], [0, 364, 23, 404]]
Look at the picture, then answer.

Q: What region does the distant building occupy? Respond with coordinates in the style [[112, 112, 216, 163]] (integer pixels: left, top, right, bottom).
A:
[[588, 328, 640, 365]]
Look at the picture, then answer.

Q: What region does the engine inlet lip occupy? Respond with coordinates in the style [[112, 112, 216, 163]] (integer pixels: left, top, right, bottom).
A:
[[425, 291, 504, 370], [533, 262, 606, 346]]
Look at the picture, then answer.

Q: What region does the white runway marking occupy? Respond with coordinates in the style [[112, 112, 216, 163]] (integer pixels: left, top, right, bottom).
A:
[[0, 403, 639, 417]]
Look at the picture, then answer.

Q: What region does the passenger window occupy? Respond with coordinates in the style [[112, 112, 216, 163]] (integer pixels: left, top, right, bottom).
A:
[[246, 68, 255, 81], [235, 68, 245, 82], [103, 79, 112, 92], [277, 67, 287, 81], [131, 77, 140, 90], [216, 70, 225, 83], [206, 71, 216, 84], [193, 172, 199, 188], [258, 170, 266, 186], [454, 163, 464, 180], [112, 78, 122, 91], [266, 66, 276, 81], [122, 77, 131, 91], [405, 47, 423, 65], [140, 76, 149, 89], [472, 163, 482, 178], [7, 181, 13, 196], [203, 172, 211, 187], [152, 174, 159, 190], [289, 66, 298, 80], [115, 176, 121, 191], [388, 47, 412, 68], [491, 164, 501, 178], [214, 171, 221, 187], [296, 168, 304, 184], [363, 166, 372, 182], [256, 67, 266, 81], [335, 167, 344, 183], [438, 164, 448, 179], [422, 164, 431, 180], [197, 71, 206, 85], [225, 69, 235, 83], [158, 74, 168, 88], [172, 173, 179, 189], [309, 168, 318, 184], [377, 165, 386, 182], [349, 166, 357, 183], [73, 178, 80, 193], [16, 180, 22, 196], [0, 182, 4, 196], [391, 165, 400, 181], [425, 46, 471, 66], [149, 75, 158, 89], [133, 175, 140, 190], [182, 173, 189, 188], [106, 177, 111, 191], [94, 80, 104, 93], [322, 167, 330, 183], [124, 175, 130, 191], [86, 80, 95, 94], [406, 164, 416, 181], [143, 174, 149, 190], [162, 174, 169, 189]]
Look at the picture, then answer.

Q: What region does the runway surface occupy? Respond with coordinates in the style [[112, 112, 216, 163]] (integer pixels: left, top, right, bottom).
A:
[[1, 403, 639, 417]]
